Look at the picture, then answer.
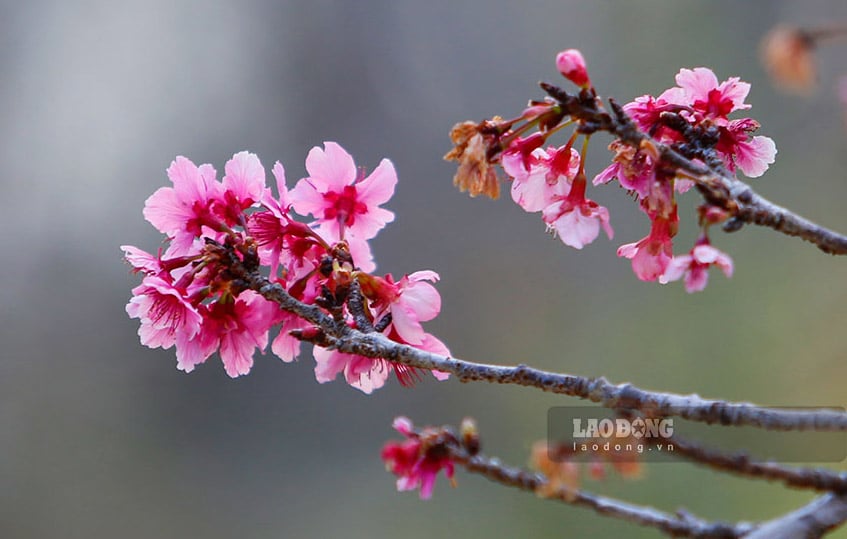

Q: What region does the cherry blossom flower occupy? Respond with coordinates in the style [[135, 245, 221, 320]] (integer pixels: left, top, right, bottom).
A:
[[289, 142, 397, 243], [381, 417, 456, 500], [660, 241, 734, 293], [542, 174, 613, 250], [313, 347, 391, 394], [126, 275, 202, 350], [502, 143, 576, 212], [313, 330, 450, 394], [716, 118, 777, 178], [661, 67, 751, 124], [143, 157, 224, 254], [617, 217, 676, 281], [176, 291, 276, 377]]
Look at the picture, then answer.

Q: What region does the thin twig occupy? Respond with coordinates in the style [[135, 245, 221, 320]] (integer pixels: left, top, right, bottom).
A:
[[447, 445, 750, 538], [667, 436, 847, 492]]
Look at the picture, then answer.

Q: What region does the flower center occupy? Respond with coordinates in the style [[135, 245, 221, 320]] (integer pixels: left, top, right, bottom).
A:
[[323, 185, 367, 228]]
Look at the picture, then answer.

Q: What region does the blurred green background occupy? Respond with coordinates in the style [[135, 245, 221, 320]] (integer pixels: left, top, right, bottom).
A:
[[2, 1, 847, 537]]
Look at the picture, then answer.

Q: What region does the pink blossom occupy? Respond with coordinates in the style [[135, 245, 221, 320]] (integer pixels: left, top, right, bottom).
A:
[[143, 157, 223, 254], [543, 197, 613, 249], [541, 175, 613, 250], [502, 144, 576, 212], [313, 347, 391, 394], [289, 142, 396, 243], [176, 291, 276, 377], [126, 275, 202, 350], [367, 270, 443, 346], [660, 242, 734, 293], [617, 218, 675, 281], [556, 49, 591, 88], [313, 330, 450, 393], [662, 67, 751, 123], [717, 119, 777, 178], [381, 417, 456, 500]]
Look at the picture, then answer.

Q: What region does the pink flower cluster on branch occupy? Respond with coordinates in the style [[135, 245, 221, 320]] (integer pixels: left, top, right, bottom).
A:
[[445, 50, 784, 292], [124, 144, 449, 391]]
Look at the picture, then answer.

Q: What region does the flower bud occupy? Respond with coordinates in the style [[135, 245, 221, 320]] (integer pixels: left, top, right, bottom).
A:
[[556, 49, 591, 89]]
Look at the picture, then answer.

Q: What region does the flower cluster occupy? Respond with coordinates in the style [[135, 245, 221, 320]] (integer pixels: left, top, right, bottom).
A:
[[124, 143, 449, 391], [445, 50, 777, 292]]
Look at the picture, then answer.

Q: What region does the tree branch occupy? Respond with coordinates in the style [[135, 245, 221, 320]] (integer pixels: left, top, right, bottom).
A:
[[744, 493, 847, 539], [667, 436, 847, 492], [446, 443, 750, 538], [225, 266, 847, 432]]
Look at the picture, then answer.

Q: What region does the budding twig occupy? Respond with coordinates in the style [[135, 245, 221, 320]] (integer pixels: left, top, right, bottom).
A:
[[447, 439, 749, 538]]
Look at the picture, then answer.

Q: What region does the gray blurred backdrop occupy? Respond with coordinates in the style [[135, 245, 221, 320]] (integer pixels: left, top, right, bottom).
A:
[[2, 1, 847, 538]]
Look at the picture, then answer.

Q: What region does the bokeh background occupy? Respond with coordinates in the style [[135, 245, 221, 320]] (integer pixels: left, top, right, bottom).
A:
[[3, 1, 847, 537]]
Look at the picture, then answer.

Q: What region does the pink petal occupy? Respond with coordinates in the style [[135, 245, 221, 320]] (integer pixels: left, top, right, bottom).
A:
[[305, 142, 356, 191], [593, 162, 618, 186], [223, 151, 265, 203], [684, 266, 710, 293], [219, 329, 257, 377], [391, 303, 426, 345], [659, 255, 692, 284], [550, 208, 600, 250], [121, 245, 161, 274], [344, 355, 389, 394], [289, 178, 327, 218], [347, 205, 395, 240], [734, 136, 777, 178], [717, 77, 751, 111], [392, 416, 414, 436], [175, 325, 216, 373], [143, 186, 189, 235], [398, 277, 441, 322], [675, 67, 719, 101], [272, 161, 289, 204], [356, 158, 397, 206], [617, 242, 639, 259], [313, 347, 348, 383]]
